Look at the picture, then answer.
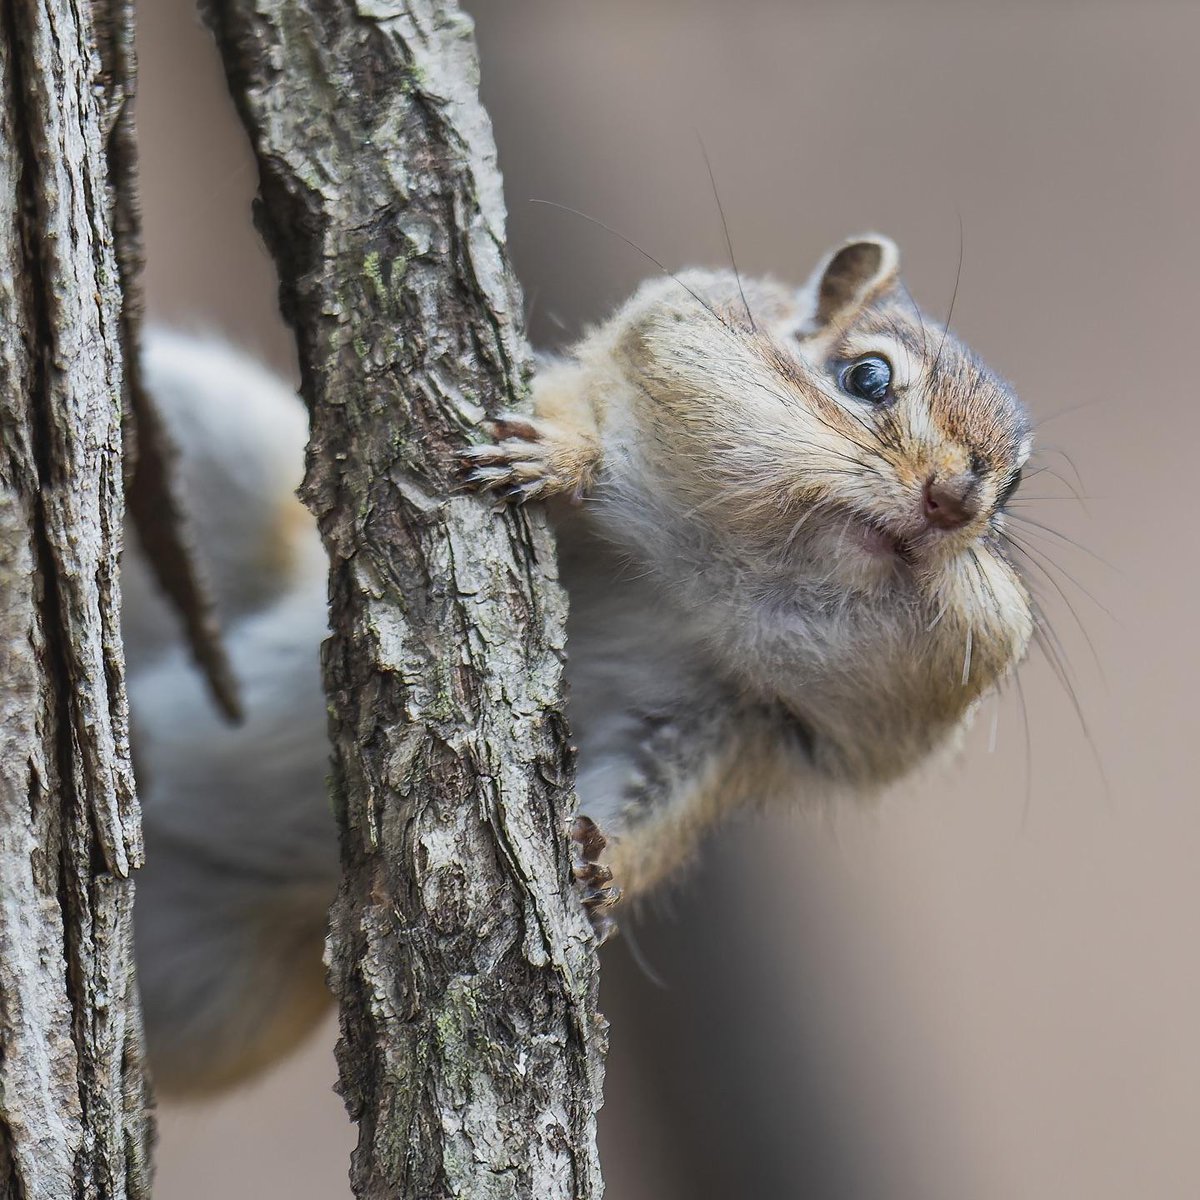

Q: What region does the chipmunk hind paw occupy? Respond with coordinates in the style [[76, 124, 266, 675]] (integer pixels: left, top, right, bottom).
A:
[[571, 814, 622, 943]]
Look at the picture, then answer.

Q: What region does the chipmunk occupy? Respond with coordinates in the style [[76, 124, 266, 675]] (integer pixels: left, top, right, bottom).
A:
[[126, 235, 1034, 1093]]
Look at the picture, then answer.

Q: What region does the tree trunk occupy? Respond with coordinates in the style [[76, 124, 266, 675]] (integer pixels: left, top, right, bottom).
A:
[[203, 2, 606, 1198], [0, 1, 153, 1196], [101, 0, 242, 725]]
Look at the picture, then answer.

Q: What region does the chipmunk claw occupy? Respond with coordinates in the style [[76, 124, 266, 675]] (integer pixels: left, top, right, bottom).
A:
[[571, 814, 622, 943], [459, 420, 559, 504], [460, 412, 596, 505]]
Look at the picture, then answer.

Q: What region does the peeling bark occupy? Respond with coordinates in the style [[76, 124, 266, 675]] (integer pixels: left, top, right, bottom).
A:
[[204, 2, 605, 1198], [0, 1, 153, 1197]]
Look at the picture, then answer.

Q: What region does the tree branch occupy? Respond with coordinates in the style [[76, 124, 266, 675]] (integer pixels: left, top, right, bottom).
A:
[[203, 2, 606, 1196], [0, 0, 153, 1195]]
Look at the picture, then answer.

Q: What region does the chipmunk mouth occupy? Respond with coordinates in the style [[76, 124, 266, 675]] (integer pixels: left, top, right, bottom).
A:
[[842, 512, 914, 564], [790, 503, 916, 575], [787, 505, 916, 590]]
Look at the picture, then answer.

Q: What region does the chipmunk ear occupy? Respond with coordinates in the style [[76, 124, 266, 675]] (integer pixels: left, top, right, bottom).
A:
[[810, 235, 900, 331]]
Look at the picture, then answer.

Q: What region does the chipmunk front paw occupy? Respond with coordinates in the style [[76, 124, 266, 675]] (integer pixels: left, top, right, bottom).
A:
[[571, 814, 622, 944], [460, 412, 596, 504]]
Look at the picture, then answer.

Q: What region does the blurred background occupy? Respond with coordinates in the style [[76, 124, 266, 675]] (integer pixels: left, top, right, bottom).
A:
[[136, 2, 1194, 1197]]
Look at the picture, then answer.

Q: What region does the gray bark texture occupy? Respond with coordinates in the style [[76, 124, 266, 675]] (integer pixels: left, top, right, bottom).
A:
[[101, 0, 242, 724], [203, 2, 606, 1198], [0, 1, 154, 1197]]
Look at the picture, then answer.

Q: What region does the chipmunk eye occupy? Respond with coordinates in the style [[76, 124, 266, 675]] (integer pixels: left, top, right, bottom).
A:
[[840, 355, 893, 404], [996, 465, 1023, 510]]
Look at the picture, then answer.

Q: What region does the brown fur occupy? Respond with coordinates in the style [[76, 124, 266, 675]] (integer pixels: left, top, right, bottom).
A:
[[466, 234, 1035, 909]]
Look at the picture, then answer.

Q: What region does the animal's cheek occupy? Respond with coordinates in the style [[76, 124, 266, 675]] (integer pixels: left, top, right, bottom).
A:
[[915, 548, 1034, 679], [987, 559, 1036, 665], [972, 546, 1033, 641]]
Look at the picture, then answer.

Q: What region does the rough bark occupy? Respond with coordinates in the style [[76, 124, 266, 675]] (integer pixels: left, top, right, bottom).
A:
[[0, 1, 153, 1198], [204, 2, 605, 1198], [97, 0, 242, 723]]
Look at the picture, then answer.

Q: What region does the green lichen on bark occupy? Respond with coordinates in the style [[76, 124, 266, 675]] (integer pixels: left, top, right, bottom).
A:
[[203, 2, 606, 1198]]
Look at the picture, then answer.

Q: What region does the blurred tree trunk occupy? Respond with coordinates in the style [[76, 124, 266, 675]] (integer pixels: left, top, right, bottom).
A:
[[0, 2, 153, 1197], [204, 2, 606, 1198]]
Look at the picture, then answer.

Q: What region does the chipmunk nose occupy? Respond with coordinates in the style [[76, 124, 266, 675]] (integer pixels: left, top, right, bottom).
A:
[[922, 472, 978, 530]]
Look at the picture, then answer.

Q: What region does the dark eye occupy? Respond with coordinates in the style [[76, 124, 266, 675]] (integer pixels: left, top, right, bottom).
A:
[[840, 355, 893, 404], [996, 465, 1023, 510]]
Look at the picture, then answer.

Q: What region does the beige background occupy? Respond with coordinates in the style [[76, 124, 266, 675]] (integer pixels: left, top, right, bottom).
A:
[[138, 2, 1193, 1197]]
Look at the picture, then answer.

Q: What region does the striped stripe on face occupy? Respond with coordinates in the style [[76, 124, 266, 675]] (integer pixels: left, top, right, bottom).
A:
[[815, 295, 1031, 521]]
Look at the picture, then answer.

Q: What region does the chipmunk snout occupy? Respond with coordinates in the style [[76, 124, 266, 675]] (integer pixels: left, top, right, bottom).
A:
[[921, 471, 978, 531]]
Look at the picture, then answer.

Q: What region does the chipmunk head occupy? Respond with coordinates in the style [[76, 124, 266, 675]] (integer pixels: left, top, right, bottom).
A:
[[600, 235, 1035, 766], [791, 235, 1031, 572]]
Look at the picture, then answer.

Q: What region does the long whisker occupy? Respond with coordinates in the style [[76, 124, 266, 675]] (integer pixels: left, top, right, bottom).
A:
[[787, 300, 897, 453], [695, 133, 755, 332], [897, 279, 931, 363], [1012, 668, 1034, 831], [926, 600, 949, 631], [930, 210, 964, 384], [1024, 593, 1090, 734], [1031, 396, 1110, 432], [1002, 530, 1108, 677], [1007, 495, 1091, 503], [768, 363, 893, 457], [1019, 463, 1092, 509], [803, 376, 891, 452], [967, 546, 1005, 623], [1004, 511, 1119, 575], [1002, 523, 1116, 624], [530, 198, 736, 335], [1034, 445, 1088, 501], [1026, 608, 1112, 809]]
